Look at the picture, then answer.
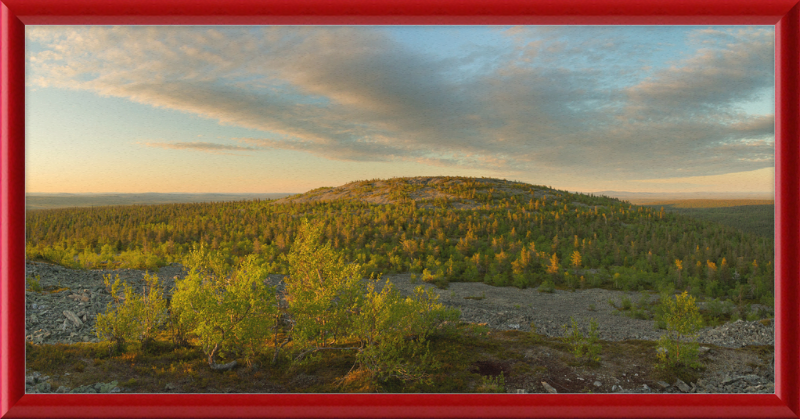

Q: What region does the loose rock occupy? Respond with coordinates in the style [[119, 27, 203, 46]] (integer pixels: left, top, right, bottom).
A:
[[541, 382, 558, 394]]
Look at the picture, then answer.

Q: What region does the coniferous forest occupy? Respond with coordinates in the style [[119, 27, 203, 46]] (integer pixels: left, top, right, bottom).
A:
[[26, 176, 774, 307]]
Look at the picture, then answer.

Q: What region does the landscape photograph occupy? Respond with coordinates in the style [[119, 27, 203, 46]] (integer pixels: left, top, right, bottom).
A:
[[23, 25, 775, 395]]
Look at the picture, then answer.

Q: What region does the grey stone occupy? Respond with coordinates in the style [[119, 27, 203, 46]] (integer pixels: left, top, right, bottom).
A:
[[674, 379, 691, 393], [593, 381, 602, 387], [656, 380, 671, 389], [55, 386, 69, 393], [743, 375, 762, 385], [35, 382, 51, 393], [63, 310, 83, 327], [541, 381, 557, 394], [722, 376, 743, 386]]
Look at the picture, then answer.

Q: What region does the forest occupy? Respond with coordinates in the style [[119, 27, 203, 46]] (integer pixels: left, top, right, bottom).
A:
[[642, 203, 774, 240], [25, 176, 775, 308]]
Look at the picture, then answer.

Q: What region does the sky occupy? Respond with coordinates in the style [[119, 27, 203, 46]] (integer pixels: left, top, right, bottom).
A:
[[25, 25, 775, 195]]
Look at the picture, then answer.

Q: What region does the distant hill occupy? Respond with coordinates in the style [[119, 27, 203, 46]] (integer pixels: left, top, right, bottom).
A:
[[25, 193, 296, 211], [275, 176, 574, 209]]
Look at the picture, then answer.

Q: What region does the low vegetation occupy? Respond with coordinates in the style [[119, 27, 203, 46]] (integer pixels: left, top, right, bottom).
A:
[[93, 220, 458, 387], [655, 292, 704, 381], [27, 321, 708, 393], [562, 317, 601, 365]]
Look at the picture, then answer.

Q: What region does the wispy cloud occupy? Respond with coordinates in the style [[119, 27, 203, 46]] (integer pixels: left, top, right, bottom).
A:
[[140, 141, 262, 154], [27, 25, 774, 180]]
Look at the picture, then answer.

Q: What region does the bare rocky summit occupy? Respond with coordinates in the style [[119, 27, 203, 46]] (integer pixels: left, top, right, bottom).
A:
[[274, 176, 555, 209]]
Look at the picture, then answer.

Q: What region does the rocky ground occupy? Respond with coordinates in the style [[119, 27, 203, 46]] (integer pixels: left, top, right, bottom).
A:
[[24, 261, 775, 394]]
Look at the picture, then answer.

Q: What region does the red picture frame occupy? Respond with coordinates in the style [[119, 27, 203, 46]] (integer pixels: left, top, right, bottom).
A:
[[1, 0, 798, 417]]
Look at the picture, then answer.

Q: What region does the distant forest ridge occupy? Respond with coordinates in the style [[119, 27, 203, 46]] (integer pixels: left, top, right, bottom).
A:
[[636, 199, 773, 208], [598, 191, 773, 204], [26, 190, 774, 211], [641, 203, 774, 240], [25, 193, 297, 211]]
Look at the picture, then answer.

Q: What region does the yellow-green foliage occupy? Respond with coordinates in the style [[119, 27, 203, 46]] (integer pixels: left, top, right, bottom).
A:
[[96, 273, 167, 351], [171, 246, 276, 368], [26, 275, 43, 293], [563, 317, 601, 364], [476, 372, 505, 393], [656, 291, 703, 371], [285, 219, 460, 383], [284, 220, 366, 350], [353, 282, 459, 383]]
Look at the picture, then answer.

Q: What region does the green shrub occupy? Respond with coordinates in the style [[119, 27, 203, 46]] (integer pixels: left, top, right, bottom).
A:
[[421, 268, 449, 289], [620, 295, 632, 310], [656, 291, 703, 373], [286, 220, 459, 383], [538, 280, 555, 293], [706, 298, 735, 319], [171, 247, 276, 370], [636, 293, 650, 310], [563, 317, 601, 364], [95, 273, 167, 352], [26, 275, 43, 293], [284, 221, 366, 352], [476, 372, 505, 393], [354, 282, 459, 383]]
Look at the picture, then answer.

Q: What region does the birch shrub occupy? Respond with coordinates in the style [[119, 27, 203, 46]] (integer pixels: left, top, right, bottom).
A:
[[353, 281, 459, 383], [284, 220, 460, 383], [171, 246, 277, 370], [284, 221, 365, 351], [656, 291, 703, 373], [562, 317, 601, 364], [95, 272, 167, 352]]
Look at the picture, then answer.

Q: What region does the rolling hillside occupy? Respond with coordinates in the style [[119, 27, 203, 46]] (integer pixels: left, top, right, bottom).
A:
[[26, 176, 774, 305]]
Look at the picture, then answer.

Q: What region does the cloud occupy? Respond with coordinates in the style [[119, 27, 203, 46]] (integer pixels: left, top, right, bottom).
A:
[[27, 26, 774, 180], [140, 141, 261, 154]]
